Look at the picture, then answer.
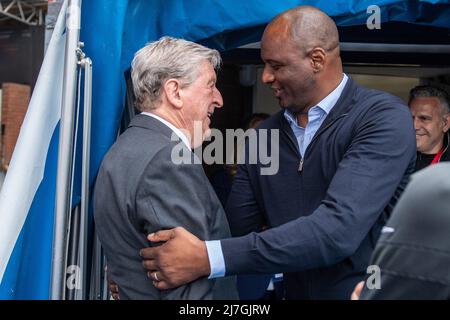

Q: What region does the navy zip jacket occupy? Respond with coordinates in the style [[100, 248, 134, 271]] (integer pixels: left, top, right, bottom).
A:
[[223, 77, 417, 299]]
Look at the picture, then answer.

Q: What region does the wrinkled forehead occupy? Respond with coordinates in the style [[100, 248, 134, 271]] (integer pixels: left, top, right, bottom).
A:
[[192, 60, 217, 83], [410, 97, 443, 114]]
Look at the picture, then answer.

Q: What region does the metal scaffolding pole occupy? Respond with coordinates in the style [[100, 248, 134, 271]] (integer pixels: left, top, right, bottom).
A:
[[50, 0, 81, 300], [75, 54, 92, 300], [0, 0, 45, 26]]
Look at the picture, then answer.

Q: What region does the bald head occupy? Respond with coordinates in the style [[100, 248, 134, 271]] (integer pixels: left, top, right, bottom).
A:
[[260, 6, 343, 113], [268, 6, 340, 54]]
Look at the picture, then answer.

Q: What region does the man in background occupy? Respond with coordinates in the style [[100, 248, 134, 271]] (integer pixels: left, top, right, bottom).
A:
[[409, 85, 450, 171]]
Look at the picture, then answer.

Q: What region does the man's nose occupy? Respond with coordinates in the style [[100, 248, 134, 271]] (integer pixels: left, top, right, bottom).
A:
[[213, 87, 223, 108], [262, 65, 274, 84], [413, 117, 420, 130]]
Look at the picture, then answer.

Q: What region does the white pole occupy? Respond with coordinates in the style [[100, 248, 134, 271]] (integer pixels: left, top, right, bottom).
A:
[[75, 56, 92, 300], [50, 0, 81, 300]]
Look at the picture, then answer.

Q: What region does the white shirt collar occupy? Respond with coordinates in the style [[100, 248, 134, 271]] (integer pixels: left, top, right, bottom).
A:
[[316, 73, 348, 115], [141, 112, 191, 149]]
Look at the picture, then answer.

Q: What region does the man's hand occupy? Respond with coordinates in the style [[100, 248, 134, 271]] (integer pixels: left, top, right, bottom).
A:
[[351, 281, 365, 300], [105, 265, 120, 300], [109, 279, 120, 300], [140, 227, 211, 290]]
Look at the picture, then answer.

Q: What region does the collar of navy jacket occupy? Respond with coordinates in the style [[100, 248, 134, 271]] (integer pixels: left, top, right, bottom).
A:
[[279, 76, 359, 158]]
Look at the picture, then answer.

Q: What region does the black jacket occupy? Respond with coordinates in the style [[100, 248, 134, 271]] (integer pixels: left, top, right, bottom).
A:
[[361, 163, 450, 300], [415, 132, 450, 171], [223, 77, 416, 299]]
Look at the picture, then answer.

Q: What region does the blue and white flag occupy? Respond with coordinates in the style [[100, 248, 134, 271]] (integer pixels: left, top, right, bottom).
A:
[[1, 0, 449, 300], [0, 0, 67, 299]]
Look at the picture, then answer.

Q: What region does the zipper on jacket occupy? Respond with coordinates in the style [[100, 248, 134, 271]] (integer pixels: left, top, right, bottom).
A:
[[298, 113, 348, 173], [298, 158, 304, 172], [283, 128, 301, 158]]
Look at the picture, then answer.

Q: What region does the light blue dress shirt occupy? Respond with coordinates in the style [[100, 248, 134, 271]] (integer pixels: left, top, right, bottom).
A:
[[206, 74, 349, 279]]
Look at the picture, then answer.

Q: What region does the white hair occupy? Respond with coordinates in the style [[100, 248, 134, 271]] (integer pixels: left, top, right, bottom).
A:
[[131, 36, 221, 111]]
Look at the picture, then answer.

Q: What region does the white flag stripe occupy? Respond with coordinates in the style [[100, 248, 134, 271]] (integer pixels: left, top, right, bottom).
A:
[[0, 0, 68, 282]]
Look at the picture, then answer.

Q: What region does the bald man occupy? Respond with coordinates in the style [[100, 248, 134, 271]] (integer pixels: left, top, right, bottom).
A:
[[140, 6, 416, 299]]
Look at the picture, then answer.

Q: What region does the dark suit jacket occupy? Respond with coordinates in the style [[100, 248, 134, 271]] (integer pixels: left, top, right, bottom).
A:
[[223, 77, 417, 299], [94, 114, 237, 299]]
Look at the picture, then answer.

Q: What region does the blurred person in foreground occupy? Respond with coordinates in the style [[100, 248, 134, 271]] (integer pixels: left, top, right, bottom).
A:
[[352, 162, 450, 300]]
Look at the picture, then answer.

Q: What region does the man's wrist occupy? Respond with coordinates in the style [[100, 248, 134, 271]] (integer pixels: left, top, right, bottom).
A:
[[205, 240, 226, 278], [199, 241, 211, 277]]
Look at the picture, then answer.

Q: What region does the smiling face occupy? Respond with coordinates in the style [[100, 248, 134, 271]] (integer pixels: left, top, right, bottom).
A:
[[409, 96, 450, 154], [260, 20, 317, 113], [180, 60, 223, 148]]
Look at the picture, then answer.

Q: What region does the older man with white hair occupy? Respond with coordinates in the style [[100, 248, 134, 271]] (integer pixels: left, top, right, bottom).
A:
[[94, 37, 237, 300]]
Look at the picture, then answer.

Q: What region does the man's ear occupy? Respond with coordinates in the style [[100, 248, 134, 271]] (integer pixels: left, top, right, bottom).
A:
[[163, 79, 183, 109], [443, 113, 450, 133], [310, 47, 326, 73]]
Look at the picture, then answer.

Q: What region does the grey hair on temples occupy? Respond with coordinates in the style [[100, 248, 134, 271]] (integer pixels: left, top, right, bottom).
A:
[[131, 36, 221, 111]]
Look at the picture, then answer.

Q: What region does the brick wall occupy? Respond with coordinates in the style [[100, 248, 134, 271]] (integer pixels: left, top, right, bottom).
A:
[[1, 83, 30, 170]]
